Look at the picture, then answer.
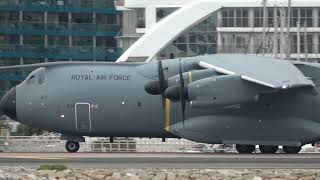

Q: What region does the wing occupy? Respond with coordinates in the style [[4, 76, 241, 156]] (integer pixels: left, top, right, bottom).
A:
[[198, 55, 314, 89]]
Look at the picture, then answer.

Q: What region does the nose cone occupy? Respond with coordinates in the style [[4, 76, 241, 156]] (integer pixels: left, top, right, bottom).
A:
[[0, 87, 16, 120]]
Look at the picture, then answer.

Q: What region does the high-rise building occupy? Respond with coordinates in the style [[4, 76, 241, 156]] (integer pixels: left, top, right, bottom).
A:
[[0, 0, 122, 93], [115, 0, 320, 62]]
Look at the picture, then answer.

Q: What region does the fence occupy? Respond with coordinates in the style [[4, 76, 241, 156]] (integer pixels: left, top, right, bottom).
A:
[[0, 135, 318, 153], [0, 135, 237, 153]]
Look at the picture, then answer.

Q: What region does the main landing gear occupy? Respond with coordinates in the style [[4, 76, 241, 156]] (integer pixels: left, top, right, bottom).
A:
[[65, 141, 80, 153], [259, 145, 278, 154], [235, 144, 301, 154], [283, 146, 301, 154], [235, 144, 256, 154]]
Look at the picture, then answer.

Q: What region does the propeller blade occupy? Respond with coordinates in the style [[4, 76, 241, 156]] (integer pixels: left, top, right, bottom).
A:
[[158, 60, 166, 110], [178, 59, 186, 127]]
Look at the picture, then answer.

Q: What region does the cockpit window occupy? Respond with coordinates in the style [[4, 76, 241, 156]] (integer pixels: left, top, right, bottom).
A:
[[38, 70, 45, 85], [25, 67, 46, 85], [29, 75, 35, 80], [27, 74, 37, 85]]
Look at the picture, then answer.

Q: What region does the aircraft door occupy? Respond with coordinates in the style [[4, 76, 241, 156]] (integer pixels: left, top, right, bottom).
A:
[[75, 103, 91, 132]]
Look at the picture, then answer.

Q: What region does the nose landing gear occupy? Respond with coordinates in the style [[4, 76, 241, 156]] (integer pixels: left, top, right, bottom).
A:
[[65, 141, 80, 153], [60, 134, 84, 153]]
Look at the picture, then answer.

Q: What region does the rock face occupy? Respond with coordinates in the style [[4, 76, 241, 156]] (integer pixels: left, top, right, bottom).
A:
[[0, 167, 320, 179]]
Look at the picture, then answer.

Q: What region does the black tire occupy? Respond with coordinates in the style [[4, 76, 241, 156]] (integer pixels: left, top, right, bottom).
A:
[[259, 145, 278, 154], [236, 144, 255, 154], [65, 141, 80, 153], [283, 146, 301, 154]]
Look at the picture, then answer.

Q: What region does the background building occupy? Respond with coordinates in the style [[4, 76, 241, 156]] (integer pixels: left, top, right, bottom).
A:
[[115, 0, 320, 62], [0, 0, 122, 93], [0, 0, 320, 92]]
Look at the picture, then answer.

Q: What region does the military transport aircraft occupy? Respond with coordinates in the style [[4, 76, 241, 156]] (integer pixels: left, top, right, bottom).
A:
[[0, 54, 319, 154]]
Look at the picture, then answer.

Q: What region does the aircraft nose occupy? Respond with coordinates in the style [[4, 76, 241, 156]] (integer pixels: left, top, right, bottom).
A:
[[0, 87, 16, 120]]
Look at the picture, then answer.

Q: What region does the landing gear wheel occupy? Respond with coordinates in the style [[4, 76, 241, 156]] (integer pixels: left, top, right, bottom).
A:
[[65, 141, 80, 153], [259, 145, 278, 154], [283, 146, 301, 154], [236, 144, 255, 154]]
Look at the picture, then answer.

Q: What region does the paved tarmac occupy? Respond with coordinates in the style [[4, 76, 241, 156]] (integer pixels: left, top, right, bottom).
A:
[[1, 153, 320, 169]]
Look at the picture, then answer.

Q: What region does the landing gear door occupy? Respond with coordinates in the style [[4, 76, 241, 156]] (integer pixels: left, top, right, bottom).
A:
[[75, 103, 91, 132]]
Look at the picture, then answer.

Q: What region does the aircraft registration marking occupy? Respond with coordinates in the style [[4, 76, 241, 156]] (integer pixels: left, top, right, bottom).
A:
[[165, 99, 171, 132]]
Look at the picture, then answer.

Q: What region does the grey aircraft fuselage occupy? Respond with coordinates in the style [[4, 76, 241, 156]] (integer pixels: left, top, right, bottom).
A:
[[2, 55, 320, 147]]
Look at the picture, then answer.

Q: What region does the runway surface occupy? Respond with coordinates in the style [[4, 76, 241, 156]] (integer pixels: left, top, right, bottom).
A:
[[1, 153, 320, 169]]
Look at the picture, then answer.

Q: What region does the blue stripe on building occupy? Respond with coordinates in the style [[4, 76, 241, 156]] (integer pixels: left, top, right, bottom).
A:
[[0, 0, 122, 84]]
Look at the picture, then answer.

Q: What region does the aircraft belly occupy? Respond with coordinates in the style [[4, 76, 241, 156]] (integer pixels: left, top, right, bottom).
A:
[[169, 115, 320, 146]]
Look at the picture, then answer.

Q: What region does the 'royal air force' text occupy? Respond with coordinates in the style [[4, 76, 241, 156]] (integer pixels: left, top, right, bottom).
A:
[[71, 74, 132, 81]]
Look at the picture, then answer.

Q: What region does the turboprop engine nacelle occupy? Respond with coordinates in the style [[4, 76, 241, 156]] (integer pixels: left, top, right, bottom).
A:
[[188, 75, 264, 107], [145, 69, 217, 95], [166, 69, 217, 87]]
